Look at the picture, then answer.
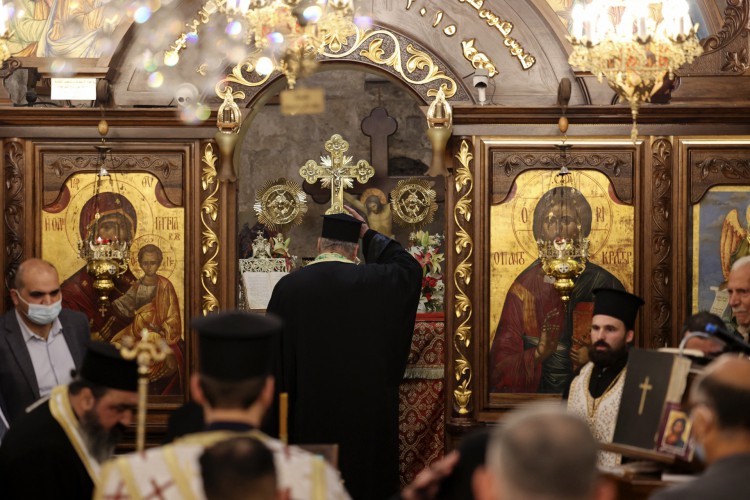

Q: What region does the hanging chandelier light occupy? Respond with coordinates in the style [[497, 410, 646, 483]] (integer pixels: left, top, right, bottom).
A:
[[164, 0, 357, 89], [0, 0, 11, 64], [568, 0, 703, 141], [77, 120, 131, 314], [536, 117, 589, 305]]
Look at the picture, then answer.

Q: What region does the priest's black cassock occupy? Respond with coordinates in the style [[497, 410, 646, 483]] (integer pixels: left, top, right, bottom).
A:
[[266, 226, 421, 500], [0, 401, 92, 499]]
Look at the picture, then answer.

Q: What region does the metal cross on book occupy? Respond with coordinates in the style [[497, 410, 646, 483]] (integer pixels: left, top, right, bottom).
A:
[[299, 134, 374, 214], [638, 376, 653, 416]]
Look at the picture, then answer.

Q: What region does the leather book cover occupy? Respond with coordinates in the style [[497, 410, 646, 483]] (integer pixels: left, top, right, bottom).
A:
[[612, 349, 691, 450]]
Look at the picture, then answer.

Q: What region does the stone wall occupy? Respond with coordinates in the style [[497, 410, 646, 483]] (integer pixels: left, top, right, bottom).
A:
[[237, 68, 445, 261]]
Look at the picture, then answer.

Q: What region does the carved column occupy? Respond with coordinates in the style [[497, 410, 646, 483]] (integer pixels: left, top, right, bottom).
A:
[[445, 137, 476, 447], [2, 139, 27, 310], [642, 137, 674, 348]]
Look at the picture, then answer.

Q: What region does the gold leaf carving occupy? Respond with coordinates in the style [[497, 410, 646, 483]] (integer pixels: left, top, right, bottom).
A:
[[218, 24, 460, 101], [452, 139, 474, 415], [200, 142, 220, 316]]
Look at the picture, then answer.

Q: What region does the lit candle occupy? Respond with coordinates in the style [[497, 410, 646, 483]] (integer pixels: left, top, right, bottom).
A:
[[279, 392, 288, 444]]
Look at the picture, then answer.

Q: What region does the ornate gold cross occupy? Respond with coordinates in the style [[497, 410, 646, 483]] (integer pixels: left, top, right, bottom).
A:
[[299, 134, 374, 214], [638, 376, 653, 416]]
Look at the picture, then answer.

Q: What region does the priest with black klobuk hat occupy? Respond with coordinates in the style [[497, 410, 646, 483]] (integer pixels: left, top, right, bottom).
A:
[[0, 341, 139, 499], [265, 208, 422, 500], [567, 287, 645, 467], [96, 311, 350, 500]]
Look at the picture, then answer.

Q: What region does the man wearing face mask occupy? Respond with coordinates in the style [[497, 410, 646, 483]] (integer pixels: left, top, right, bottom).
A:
[[650, 354, 750, 500], [0, 258, 90, 423], [567, 287, 644, 467]]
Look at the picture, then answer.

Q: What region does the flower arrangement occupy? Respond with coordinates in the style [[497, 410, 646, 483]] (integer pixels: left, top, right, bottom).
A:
[[408, 230, 445, 313]]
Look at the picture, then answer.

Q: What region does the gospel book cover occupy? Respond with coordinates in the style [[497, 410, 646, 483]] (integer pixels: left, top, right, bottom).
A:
[[612, 349, 692, 450]]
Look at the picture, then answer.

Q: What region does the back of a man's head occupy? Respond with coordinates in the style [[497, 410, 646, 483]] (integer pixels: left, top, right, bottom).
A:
[[198, 374, 267, 410], [200, 436, 277, 500], [191, 311, 280, 411], [484, 404, 600, 500], [692, 355, 750, 435], [682, 311, 725, 336]]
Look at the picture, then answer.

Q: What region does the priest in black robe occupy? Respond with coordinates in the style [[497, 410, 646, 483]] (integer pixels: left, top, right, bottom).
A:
[[0, 342, 138, 499], [266, 208, 422, 500]]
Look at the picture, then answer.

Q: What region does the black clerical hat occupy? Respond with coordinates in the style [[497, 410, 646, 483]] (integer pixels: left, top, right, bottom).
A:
[[192, 311, 281, 381], [321, 213, 362, 243], [80, 341, 139, 392], [593, 288, 645, 331]]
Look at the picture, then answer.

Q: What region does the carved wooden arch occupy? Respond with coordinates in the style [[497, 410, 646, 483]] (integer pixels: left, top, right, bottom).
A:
[[215, 23, 472, 108]]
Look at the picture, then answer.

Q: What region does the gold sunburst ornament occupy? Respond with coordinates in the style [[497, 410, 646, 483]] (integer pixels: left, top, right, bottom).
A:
[[254, 178, 308, 231], [391, 178, 437, 229]]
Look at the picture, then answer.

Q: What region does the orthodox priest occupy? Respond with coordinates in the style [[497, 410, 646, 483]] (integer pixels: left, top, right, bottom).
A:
[[567, 287, 644, 466], [0, 341, 138, 499], [95, 311, 350, 500], [266, 208, 422, 500]]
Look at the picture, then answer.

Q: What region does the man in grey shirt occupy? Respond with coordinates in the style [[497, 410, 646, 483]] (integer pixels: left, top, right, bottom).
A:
[[0, 258, 90, 423]]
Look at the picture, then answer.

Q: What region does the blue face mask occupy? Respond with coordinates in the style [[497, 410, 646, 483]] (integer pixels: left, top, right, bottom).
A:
[[16, 294, 62, 325]]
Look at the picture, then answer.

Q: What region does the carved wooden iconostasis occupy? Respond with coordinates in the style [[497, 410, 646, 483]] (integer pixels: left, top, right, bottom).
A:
[[681, 139, 750, 331], [1, 127, 234, 443], [441, 132, 750, 445]]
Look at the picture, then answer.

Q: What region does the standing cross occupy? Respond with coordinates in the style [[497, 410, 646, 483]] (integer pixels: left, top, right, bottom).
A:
[[638, 376, 653, 415], [300, 134, 374, 214]]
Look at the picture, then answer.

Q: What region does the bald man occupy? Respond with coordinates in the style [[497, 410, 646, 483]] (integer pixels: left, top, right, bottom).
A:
[[651, 355, 750, 500], [0, 259, 90, 423]]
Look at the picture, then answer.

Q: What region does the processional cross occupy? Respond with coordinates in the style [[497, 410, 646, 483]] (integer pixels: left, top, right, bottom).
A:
[[638, 376, 653, 416], [300, 134, 374, 214]]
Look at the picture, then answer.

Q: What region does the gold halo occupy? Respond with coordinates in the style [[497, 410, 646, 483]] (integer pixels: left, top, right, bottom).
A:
[[254, 178, 308, 231], [390, 178, 437, 229], [360, 187, 387, 205]]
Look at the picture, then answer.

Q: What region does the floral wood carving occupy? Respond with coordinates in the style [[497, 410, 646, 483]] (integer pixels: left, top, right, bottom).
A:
[[702, 0, 749, 55], [42, 152, 184, 207], [691, 154, 750, 203], [490, 150, 634, 204], [650, 138, 673, 348], [45, 153, 182, 178], [681, 0, 750, 74], [721, 47, 750, 72], [4, 140, 24, 294]]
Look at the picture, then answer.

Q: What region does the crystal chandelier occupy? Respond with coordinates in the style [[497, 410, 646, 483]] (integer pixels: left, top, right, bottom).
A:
[[0, 1, 11, 64], [77, 120, 131, 313], [164, 0, 357, 89], [568, 0, 703, 141]]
